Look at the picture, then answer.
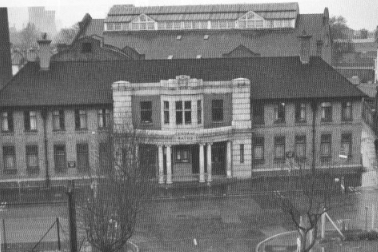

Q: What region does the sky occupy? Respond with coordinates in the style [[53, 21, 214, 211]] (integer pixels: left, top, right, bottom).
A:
[[1, 0, 378, 31]]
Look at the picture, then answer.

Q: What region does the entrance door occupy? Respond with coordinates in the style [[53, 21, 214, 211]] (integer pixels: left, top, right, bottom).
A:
[[212, 142, 226, 175]]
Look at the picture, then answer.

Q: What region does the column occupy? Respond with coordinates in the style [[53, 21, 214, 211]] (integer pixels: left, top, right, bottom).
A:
[[207, 143, 212, 182], [158, 145, 164, 184], [166, 145, 172, 184], [199, 144, 205, 182], [226, 141, 232, 178]]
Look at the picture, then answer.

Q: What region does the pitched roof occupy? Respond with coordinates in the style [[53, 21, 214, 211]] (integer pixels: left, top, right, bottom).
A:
[[80, 13, 330, 63], [0, 56, 364, 107]]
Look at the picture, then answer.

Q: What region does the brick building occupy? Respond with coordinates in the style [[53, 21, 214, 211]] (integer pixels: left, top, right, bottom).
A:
[[0, 34, 365, 185]]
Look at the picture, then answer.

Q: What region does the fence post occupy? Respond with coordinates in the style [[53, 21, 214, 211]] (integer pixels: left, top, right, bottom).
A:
[[67, 180, 77, 252], [56, 217, 61, 251]]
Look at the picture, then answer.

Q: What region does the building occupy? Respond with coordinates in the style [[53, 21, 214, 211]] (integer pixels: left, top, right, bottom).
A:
[[73, 3, 332, 63], [0, 34, 365, 186], [28, 7, 57, 37], [0, 8, 12, 89]]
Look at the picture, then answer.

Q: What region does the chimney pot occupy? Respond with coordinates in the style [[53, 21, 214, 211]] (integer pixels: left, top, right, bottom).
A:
[[298, 30, 312, 64], [37, 33, 52, 70]]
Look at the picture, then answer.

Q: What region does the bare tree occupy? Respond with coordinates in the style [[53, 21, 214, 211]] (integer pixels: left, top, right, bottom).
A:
[[274, 158, 336, 252], [78, 122, 152, 252]]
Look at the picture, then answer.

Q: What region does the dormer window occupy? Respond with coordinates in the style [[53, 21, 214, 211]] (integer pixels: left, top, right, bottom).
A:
[[81, 42, 92, 53], [238, 11, 264, 29]]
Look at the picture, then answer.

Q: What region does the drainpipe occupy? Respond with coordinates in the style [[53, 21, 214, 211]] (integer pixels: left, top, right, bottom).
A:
[[311, 100, 317, 173], [41, 108, 50, 188]]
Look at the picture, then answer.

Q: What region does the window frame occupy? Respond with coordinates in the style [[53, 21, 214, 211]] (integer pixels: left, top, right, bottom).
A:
[[212, 99, 224, 122], [253, 137, 264, 164], [197, 100, 202, 124], [3, 146, 16, 174], [164, 101, 170, 124], [274, 136, 286, 161], [253, 103, 264, 125], [75, 109, 88, 130], [98, 108, 111, 129], [1, 111, 13, 132], [175, 147, 190, 163], [26, 145, 39, 173], [240, 144, 244, 163], [320, 134, 332, 165], [321, 102, 332, 122], [140, 101, 153, 123], [341, 101, 353, 121], [295, 135, 306, 160], [52, 110, 65, 131], [175, 101, 183, 125], [341, 133, 352, 159], [24, 110, 37, 131], [184, 101, 192, 124], [77, 143, 89, 172], [54, 144, 67, 173], [295, 103, 307, 123], [274, 102, 286, 123]]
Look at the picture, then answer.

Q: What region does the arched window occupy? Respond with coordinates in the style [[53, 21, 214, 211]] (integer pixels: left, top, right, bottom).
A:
[[131, 14, 155, 30], [238, 11, 265, 29]]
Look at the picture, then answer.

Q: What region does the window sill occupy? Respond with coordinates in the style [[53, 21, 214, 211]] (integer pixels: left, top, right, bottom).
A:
[[25, 130, 38, 134], [1, 131, 14, 135]]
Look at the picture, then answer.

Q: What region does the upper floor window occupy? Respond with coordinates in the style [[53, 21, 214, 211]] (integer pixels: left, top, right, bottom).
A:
[[320, 134, 332, 165], [164, 101, 169, 124], [212, 100, 223, 122], [3, 146, 16, 174], [98, 109, 111, 128], [295, 103, 306, 122], [253, 103, 264, 125], [53, 110, 65, 131], [24, 111, 37, 131], [341, 133, 352, 159], [238, 11, 264, 29], [274, 102, 285, 123], [295, 135, 306, 160], [1, 111, 13, 132], [26, 145, 39, 173], [75, 109, 87, 130], [197, 100, 202, 124], [184, 101, 192, 124], [140, 101, 152, 123], [342, 101, 352, 121], [321, 102, 332, 122], [240, 144, 244, 164], [176, 101, 183, 125], [131, 14, 155, 31], [274, 136, 285, 161]]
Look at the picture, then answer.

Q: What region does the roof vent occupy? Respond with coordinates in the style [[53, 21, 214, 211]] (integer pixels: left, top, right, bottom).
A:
[[176, 35, 182, 40], [168, 55, 173, 59], [196, 55, 202, 59], [204, 35, 209, 40]]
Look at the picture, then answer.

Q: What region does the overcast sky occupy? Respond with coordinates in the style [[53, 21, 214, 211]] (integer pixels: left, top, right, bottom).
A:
[[1, 0, 377, 31]]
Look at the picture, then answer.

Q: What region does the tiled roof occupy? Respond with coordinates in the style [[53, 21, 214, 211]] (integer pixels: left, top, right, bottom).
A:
[[81, 14, 329, 61], [0, 56, 364, 107]]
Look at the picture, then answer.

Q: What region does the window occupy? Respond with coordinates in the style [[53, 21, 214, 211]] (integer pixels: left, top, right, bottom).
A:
[[253, 137, 264, 164], [197, 100, 202, 124], [1, 111, 13, 132], [77, 143, 89, 172], [320, 134, 332, 165], [253, 103, 264, 124], [24, 111, 37, 131], [342, 101, 352, 121], [140, 101, 152, 123], [175, 147, 190, 163], [274, 102, 285, 123], [99, 143, 111, 174], [176, 101, 183, 125], [212, 100, 223, 122], [184, 101, 192, 124], [238, 12, 265, 29], [295, 135, 306, 160], [3, 146, 16, 174], [54, 145, 67, 173], [321, 102, 332, 122], [26, 145, 39, 173], [52, 110, 65, 131], [98, 109, 111, 128], [164, 101, 169, 124], [295, 103, 306, 122], [75, 109, 87, 129], [240, 144, 244, 163], [341, 133, 352, 159], [81, 42, 92, 53], [131, 14, 155, 31], [274, 136, 285, 161]]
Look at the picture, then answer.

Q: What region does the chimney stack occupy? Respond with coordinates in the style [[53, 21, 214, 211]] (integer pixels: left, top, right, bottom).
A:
[[0, 8, 12, 88], [37, 33, 52, 70], [298, 30, 312, 64]]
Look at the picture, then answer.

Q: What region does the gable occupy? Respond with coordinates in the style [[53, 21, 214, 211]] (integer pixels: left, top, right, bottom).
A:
[[223, 45, 260, 58]]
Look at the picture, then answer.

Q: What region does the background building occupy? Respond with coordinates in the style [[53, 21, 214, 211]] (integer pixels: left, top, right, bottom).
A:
[[28, 7, 57, 37]]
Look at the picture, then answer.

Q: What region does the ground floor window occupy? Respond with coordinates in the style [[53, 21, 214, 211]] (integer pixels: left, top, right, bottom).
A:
[[26, 145, 39, 174], [320, 134, 332, 165], [77, 143, 89, 172], [253, 137, 264, 164], [175, 147, 190, 163], [54, 145, 67, 173], [3, 146, 16, 174]]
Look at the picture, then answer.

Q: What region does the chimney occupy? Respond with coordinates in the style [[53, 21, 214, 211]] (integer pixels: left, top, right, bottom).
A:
[[0, 8, 12, 88], [37, 33, 52, 70], [298, 30, 312, 64]]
